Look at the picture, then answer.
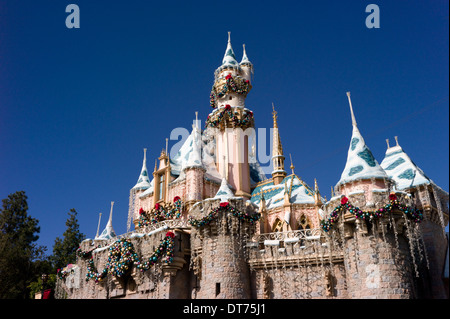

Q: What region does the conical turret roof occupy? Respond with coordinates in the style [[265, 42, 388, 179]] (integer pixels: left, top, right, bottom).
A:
[[221, 32, 239, 67], [96, 202, 116, 240], [336, 93, 388, 187], [214, 178, 235, 202], [133, 148, 151, 190], [380, 139, 432, 190], [240, 44, 252, 65]]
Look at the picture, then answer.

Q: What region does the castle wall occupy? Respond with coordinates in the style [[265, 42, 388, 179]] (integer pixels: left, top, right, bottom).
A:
[[189, 198, 255, 299], [252, 264, 347, 299], [342, 221, 415, 299]]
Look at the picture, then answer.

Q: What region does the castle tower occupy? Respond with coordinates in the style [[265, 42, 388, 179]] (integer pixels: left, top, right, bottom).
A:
[[208, 32, 254, 199], [380, 136, 449, 298], [184, 122, 206, 208], [128, 148, 152, 232], [334, 92, 415, 299], [271, 104, 287, 185]]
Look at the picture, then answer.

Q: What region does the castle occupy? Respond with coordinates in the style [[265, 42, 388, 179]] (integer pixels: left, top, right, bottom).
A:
[[56, 33, 449, 299]]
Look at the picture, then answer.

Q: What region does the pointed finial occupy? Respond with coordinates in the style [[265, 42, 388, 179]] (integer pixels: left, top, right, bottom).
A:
[[228, 31, 231, 43], [386, 139, 390, 149], [195, 111, 198, 129], [165, 138, 169, 155], [154, 159, 158, 172], [95, 212, 102, 238], [289, 153, 295, 174], [394, 136, 399, 146], [346, 92, 357, 127], [272, 102, 278, 128], [314, 178, 322, 206], [107, 201, 114, 226]]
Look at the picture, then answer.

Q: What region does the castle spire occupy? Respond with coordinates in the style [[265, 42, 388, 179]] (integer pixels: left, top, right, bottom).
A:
[[97, 201, 116, 240], [240, 44, 251, 64], [221, 31, 238, 67], [346, 91, 357, 128], [314, 178, 323, 206], [336, 92, 388, 189], [272, 103, 287, 185], [133, 148, 151, 190]]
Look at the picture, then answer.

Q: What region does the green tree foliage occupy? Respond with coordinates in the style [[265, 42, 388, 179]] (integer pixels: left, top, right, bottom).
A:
[[52, 208, 85, 270], [0, 191, 44, 299]]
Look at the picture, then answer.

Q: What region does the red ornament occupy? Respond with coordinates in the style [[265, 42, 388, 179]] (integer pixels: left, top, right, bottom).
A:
[[155, 203, 160, 210], [139, 208, 144, 215], [225, 104, 231, 110], [220, 202, 229, 208], [173, 196, 181, 202], [245, 79, 249, 83], [225, 73, 232, 80], [166, 231, 175, 238], [340, 196, 349, 205], [389, 193, 397, 201]]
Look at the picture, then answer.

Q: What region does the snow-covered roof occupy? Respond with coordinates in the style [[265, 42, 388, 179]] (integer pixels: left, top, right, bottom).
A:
[[380, 144, 432, 190], [139, 178, 154, 198], [250, 174, 319, 209], [96, 202, 116, 240], [336, 125, 388, 187], [221, 33, 239, 68], [240, 44, 252, 65], [214, 178, 235, 202], [132, 149, 151, 190]]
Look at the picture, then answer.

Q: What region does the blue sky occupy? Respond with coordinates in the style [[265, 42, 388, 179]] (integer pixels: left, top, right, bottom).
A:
[[0, 0, 448, 253]]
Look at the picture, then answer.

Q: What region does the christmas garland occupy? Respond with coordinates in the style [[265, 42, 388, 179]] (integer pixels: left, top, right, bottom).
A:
[[320, 193, 423, 232], [188, 201, 260, 228], [210, 73, 251, 108], [57, 268, 74, 280], [205, 104, 254, 129], [79, 232, 175, 283], [138, 196, 183, 228]]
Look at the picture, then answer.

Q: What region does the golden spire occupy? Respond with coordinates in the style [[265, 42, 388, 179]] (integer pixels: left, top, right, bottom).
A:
[[272, 102, 278, 128], [271, 103, 286, 185], [272, 103, 283, 156]]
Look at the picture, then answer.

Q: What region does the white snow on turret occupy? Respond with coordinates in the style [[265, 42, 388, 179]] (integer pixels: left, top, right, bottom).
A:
[[380, 143, 431, 190], [96, 202, 116, 240], [132, 148, 151, 190], [336, 125, 388, 187], [214, 178, 235, 202]]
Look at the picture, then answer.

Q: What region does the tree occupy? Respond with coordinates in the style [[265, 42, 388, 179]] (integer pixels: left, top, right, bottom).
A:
[[0, 191, 43, 299], [52, 208, 85, 270]]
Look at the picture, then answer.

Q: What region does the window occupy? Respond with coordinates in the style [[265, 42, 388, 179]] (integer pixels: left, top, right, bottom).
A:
[[158, 174, 165, 201], [215, 283, 220, 296], [272, 218, 283, 232], [298, 215, 312, 236]]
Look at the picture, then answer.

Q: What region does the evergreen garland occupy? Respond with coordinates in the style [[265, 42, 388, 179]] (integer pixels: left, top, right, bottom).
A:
[[138, 196, 183, 228], [205, 104, 254, 129], [188, 201, 260, 228], [210, 74, 251, 108], [320, 193, 423, 232], [77, 232, 175, 283]]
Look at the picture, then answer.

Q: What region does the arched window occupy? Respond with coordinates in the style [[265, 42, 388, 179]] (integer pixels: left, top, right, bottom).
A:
[[272, 218, 283, 232], [298, 215, 312, 236]]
